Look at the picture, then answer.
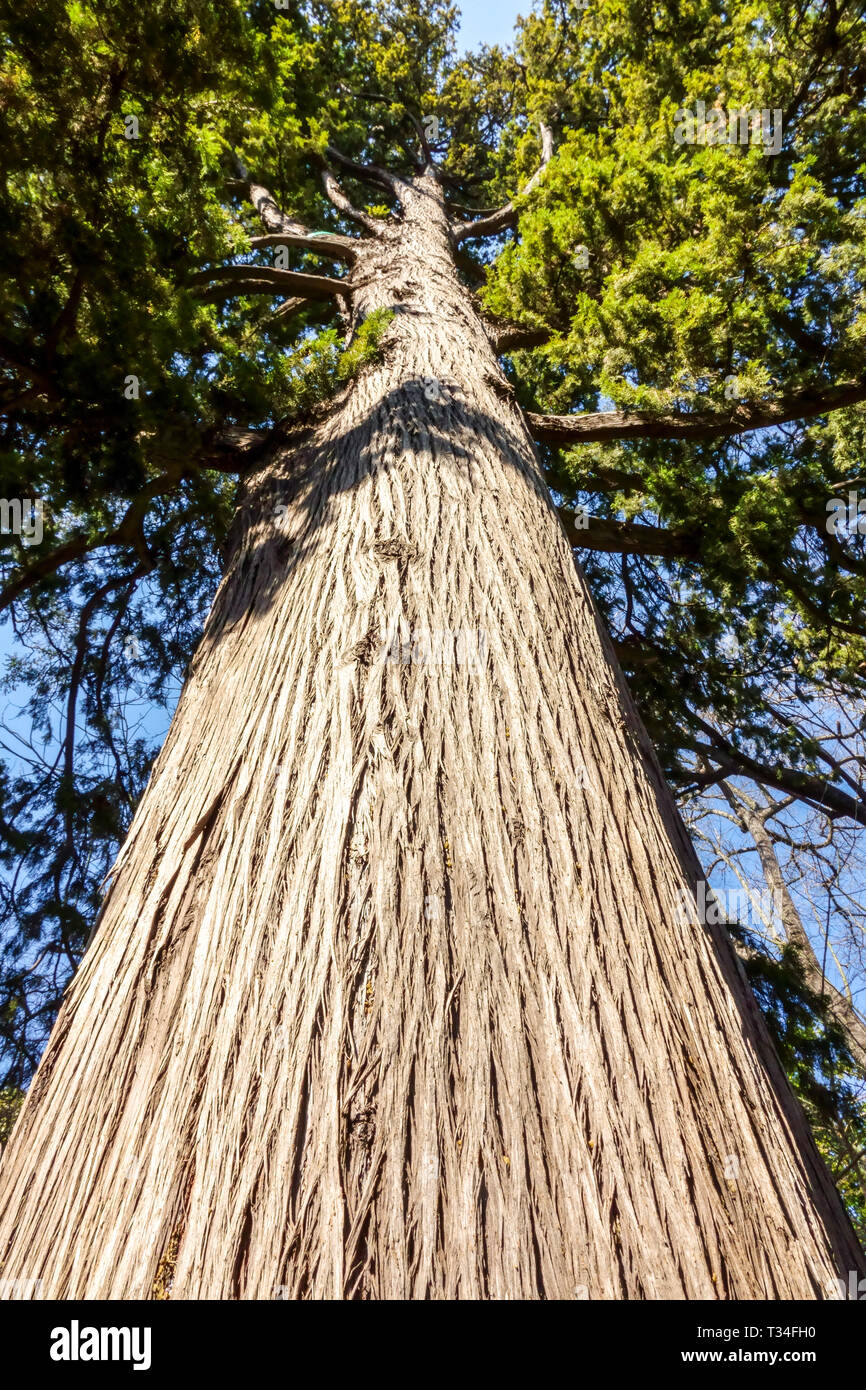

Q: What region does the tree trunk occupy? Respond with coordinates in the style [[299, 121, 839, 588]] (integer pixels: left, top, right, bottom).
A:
[[0, 173, 862, 1300]]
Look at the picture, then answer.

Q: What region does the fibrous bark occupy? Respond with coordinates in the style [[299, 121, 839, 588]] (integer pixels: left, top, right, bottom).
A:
[[0, 171, 863, 1300]]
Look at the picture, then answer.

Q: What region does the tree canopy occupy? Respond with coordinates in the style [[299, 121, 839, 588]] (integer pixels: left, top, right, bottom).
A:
[[1, 0, 865, 1224]]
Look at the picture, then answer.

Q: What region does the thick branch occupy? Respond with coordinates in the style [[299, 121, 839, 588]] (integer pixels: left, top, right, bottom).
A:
[[198, 284, 324, 308], [485, 321, 553, 354], [248, 231, 358, 264], [270, 296, 315, 323], [324, 144, 403, 196], [400, 110, 436, 169], [191, 265, 347, 303], [451, 122, 554, 246], [245, 182, 357, 263], [199, 425, 274, 472], [320, 169, 385, 234], [529, 380, 866, 448], [558, 508, 699, 560], [450, 247, 486, 286], [686, 733, 866, 825]]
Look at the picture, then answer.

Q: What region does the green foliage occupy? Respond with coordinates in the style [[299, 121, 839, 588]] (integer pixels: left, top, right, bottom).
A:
[[337, 308, 395, 381], [0, 1086, 24, 1147]]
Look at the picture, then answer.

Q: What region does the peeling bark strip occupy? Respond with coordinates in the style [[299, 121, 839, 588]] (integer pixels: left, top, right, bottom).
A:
[[0, 171, 863, 1300]]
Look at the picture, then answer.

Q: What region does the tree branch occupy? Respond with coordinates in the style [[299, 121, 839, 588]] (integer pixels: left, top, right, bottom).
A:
[[247, 231, 358, 264], [685, 728, 866, 824], [528, 379, 866, 447], [558, 507, 699, 559], [324, 144, 404, 196], [485, 321, 553, 354], [190, 264, 347, 303], [270, 295, 315, 323], [197, 283, 323, 306], [199, 425, 273, 472], [451, 122, 554, 246], [245, 183, 358, 263], [0, 537, 93, 614], [320, 169, 385, 234]]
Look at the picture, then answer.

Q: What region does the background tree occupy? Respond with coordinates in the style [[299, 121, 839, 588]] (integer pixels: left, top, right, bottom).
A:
[[0, 0, 865, 1295]]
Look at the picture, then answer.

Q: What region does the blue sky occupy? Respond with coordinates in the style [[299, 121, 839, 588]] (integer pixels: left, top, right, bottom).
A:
[[456, 0, 527, 51]]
